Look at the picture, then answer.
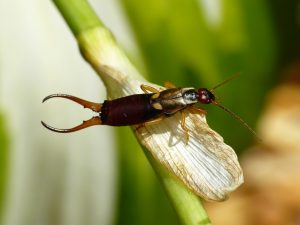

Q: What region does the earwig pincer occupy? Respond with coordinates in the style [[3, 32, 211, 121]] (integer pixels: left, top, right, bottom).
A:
[[42, 78, 257, 142]]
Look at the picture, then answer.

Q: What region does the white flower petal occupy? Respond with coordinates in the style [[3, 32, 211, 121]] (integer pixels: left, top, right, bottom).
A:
[[100, 66, 244, 201]]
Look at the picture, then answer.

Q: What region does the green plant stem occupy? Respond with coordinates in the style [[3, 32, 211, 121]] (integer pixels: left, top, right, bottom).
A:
[[144, 150, 211, 225], [0, 113, 9, 221], [52, 0, 211, 224], [53, 0, 103, 36]]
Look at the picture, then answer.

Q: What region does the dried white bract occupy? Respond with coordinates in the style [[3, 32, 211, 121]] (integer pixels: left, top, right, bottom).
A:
[[78, 28, 244, 201], [99, 66, 244, 201]]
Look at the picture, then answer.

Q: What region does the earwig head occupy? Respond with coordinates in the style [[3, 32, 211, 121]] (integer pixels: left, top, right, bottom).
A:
[[197, 88, 215, 104]]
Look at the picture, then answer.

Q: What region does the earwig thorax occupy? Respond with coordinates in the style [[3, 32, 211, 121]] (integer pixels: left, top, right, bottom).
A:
[[182, 89, 199, 104]]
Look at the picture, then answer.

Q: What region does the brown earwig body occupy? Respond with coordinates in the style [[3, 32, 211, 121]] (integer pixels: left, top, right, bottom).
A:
[[42, 86, 200, 132], [42, 78, 258, 141], [101, 94, 163, 126]]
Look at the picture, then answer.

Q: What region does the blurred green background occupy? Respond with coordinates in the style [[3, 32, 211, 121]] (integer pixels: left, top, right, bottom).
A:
[[0, 0, 299, 225]]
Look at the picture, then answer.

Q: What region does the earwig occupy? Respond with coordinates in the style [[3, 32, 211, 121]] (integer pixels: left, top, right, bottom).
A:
[[42, 78, 258, 142]]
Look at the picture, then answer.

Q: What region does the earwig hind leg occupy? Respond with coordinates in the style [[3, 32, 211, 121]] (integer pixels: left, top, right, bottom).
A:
[[140, 85, 161, 99], [180, 110, 189, 145], [164, 81, 177, 89], [135, 117, 164, 132], [42, 94, 102, 112], [140, 85, 160, 94], [144, 117, 164, 126], [41, 116, 102, 133]]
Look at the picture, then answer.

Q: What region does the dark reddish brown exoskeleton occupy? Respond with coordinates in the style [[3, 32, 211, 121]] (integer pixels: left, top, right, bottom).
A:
[[41, 84, 206, 137], [42, 79, 258, 142]]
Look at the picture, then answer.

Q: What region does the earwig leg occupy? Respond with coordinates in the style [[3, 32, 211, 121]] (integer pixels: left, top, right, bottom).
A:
[[140, 85, 160, 94], [188, 106, 207, 115], [135, 123, 145, 132], [164, 81, 177, 89], [41, 116, 102, 133], [144, 117, 164, 126], [140, 85, 161, 99], [180, 110, 189, 144], [43, 94, 102, 112], [135, 117, 164, 132]]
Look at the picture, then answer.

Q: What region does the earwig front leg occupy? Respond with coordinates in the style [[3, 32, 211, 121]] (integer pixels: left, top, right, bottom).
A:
[[164, 81, 177, 89], [180, 110, 189, 145], [188, 105, 207, 115]]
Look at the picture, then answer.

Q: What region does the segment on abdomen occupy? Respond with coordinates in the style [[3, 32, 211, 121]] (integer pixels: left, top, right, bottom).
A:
[[100, 94, 162, 126]]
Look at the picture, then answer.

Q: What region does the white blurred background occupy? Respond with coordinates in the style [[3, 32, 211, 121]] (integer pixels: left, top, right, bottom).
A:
[[0, 0, 137, 224]]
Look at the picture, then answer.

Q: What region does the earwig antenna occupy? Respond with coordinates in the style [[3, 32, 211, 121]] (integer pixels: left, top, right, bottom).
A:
[[208, 73, 261, 140], [211, 72, 240, 91], [212, 101, 261, 141]]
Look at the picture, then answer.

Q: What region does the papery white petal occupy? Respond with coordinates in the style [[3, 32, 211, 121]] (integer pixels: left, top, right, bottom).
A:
[[100, 66, 243, 201]]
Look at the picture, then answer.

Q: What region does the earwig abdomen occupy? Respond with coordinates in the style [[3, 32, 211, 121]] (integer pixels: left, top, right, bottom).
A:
[[100, 94, 163, 126]]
